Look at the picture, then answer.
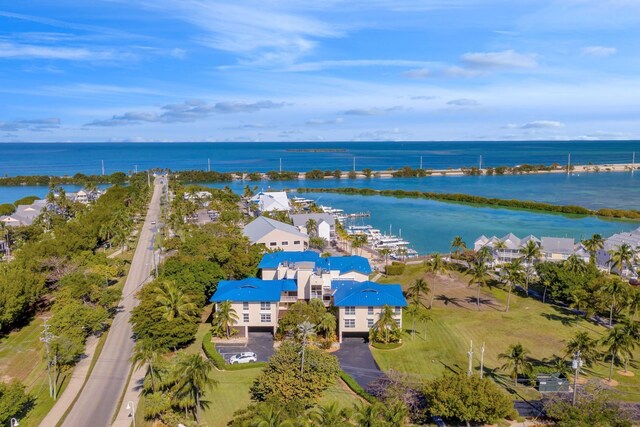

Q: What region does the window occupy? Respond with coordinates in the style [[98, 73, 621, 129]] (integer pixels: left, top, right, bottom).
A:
[[395, 319, 401, 327], [243, 313, 249, 323], [367, 318, 374, 328], [281, 241, 288, 246], [344, 319, 355, 328], [394, 306, 401, 315], [260, 302, 271, 311], [261, 313, 271, 323], [269, 242, 277, 247], [344, 306, 355, 316], [243, 302, 249, 311], [293, 240, 300, 245], [368, 306, 374, 315]]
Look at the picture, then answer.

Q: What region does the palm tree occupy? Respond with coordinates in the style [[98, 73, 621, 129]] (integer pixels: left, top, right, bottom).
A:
[[309, 402, 352, 426], [450, 236, 466, 259], [406, 278, 429, 306], [426, 253, 448, 309], [468, 260, 489, 311], [476, 246, 493, 265], [519, 240, 542, 296], [250, 403, 293, 427], [316, 312, 336, 340], [154, 281, 199, 322], [564, 254, 587, 275], [627, 288, 640, 321], [131, 339, 162, 392], [352, 401, 382, 427], [405, 301, 420, 339], [502, 258, 524, 312], [582, 234, 605, 264], [493, 240, 508, 263], [383, 400, 408, 426], [298, 321, 316, 374], [602, 324, 634, 382], [565, 331, 600, 367], [172, 352, 215, 423], [370, 305, 400, 344], [619, 319, 640, 372], [609, 243, 636, 275], [397, 247, 409, 262], [212, 300, 239, 339], [498, 343, 533, 386], [605, 278, 628, 327], [352, 234, 367, 256], [379, 248, 392, 267], [305, 218, 317, 237]]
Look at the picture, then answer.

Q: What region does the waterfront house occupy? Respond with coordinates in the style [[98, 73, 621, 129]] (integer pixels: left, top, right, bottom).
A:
[[249, 191, 291, 213], [243, 216, 309, 251], [597, 227, 640, 273], [0, 200, 46, 227], [475, 233, 588, 266], [541, 237, 575, 261], [210, 251, 406, 342], [290, 213, 336, 241]]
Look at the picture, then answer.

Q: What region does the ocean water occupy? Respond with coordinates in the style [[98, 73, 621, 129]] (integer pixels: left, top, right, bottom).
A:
[[0, 185, 109, 205], [0, 140, 638, 176], [294, 192, 640, 254]]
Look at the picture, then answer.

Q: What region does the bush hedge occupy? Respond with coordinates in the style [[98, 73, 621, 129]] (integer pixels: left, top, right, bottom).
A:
[[202, 331, 268, 371], [338, 370, 377, 403], [371, 342, 403, 350], [386, 263, 405, 275]]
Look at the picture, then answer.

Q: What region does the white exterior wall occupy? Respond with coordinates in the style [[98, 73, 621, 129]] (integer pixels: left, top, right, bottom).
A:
[[255, 229, 308, 252], [224, 302, 278, 333], [318, 221, 331, 240], [337, 306, 403, 342]]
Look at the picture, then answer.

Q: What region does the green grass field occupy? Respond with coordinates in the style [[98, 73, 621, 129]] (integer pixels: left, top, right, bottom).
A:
[[376, 264, 640, 401]]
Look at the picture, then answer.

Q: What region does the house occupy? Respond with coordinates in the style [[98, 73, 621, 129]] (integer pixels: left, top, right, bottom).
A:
[[243, 216, 309, 251], [66, 188, 103, 204], [290, 213, 336, 241], [249, 191, 291, 213], [597, 227, 640, 273], [0, 200, 46, 227], [474, 233, 586, 266], [210, 251, 406, 342], [541, 237, 575, 261]]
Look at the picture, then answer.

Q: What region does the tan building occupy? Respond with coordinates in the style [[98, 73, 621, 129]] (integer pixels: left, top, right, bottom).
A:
[[243, 216, 309, 251]]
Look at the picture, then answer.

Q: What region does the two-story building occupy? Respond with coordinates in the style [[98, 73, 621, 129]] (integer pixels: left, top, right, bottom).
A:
[[210, 251, 407, 342], [243, 216, 309, 251]]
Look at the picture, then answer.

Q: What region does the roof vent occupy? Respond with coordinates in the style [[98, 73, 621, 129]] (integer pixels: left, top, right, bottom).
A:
[[362, 289, 379, 293], [240, 285, 258, 289]]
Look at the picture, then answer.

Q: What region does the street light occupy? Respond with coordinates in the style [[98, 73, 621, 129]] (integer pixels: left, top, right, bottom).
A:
[[10, 418, 19, 427], [126, 401, 136, 427], [572, 351, 583, 406]]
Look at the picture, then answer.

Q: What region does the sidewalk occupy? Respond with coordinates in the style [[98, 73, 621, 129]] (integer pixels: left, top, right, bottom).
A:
[[38, 335, 100, 427], [111, 365, 146, 427]]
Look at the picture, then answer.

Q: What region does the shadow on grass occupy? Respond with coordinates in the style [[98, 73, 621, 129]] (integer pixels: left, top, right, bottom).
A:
[[540, 312, 579, 327], [434, 295, 465, 308], [464, 296, 501, 311]]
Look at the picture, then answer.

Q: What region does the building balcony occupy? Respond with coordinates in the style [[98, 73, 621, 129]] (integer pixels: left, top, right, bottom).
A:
[[280, 295, 298, 302]]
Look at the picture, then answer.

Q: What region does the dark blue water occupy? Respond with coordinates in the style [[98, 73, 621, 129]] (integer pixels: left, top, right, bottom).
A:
[[0, 141, 638, 176]]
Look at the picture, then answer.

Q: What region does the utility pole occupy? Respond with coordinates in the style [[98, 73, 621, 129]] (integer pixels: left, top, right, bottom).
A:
[[632, 152, 636, 174], [353, 156, 356, 172], [467, 340, 474, 377], [420, 156, 423, 170], [147, 171, 150, 188], [279, 158, 282, 173], [480, 342, 485, 379], [567, 153, 571, 175], [40, 322, 55, 399], [101, 160, 105, 176], [479, 155, 482, 170], [208, 158, 211, 172], [572, 351, 583, 406]]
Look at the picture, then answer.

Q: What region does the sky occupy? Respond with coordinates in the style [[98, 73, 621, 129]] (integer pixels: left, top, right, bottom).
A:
[[1, 0, 640, 143]]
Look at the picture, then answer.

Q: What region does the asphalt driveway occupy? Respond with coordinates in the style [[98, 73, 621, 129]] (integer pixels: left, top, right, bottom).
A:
[[216, 331, 275, 363], [334, 337, 385, 390]]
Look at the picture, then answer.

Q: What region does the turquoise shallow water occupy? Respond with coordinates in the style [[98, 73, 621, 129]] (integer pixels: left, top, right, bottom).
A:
[[293, 192, 640, 254]]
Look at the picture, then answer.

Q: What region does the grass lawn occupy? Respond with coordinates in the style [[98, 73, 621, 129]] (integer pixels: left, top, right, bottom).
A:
[[0, 316, 70, 427], [376, 263, 640, 402]]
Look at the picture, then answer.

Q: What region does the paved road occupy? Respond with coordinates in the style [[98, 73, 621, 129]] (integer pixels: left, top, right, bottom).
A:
[[334, 337, 385, 390], [62, 177, 164, 427]]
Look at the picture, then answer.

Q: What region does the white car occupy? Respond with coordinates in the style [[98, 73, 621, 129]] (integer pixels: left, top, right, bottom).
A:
[[229, 352, 257, 364]]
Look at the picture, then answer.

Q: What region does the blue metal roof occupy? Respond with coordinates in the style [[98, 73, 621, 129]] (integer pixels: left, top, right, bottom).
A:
[[257, 251, 371, 275], [332, 280, 407, 307], [210, 278, 296, 303]]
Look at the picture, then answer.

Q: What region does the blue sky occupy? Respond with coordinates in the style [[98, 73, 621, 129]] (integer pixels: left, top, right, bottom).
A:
[[1, 0, 639, 142]]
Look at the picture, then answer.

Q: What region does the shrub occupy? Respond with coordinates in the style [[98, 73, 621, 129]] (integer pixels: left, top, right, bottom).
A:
[[386, 263, 406, 275], [338, 370, 376, 403], [304, 169, 325, 180], [202, 331, 225, 369], [371, 342, 403, 350]]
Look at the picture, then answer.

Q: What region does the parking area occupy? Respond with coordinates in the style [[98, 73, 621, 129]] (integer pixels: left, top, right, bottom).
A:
[[216, 331, 275, 363], [334, 337, 385, 390]]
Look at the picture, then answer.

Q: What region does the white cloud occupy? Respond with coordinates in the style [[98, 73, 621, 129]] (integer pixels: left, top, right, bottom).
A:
[[402, 67, 430, 79], [306, 117, 344, 125], [447, 98, 480, 107], [502, 120, 564, 130], [341, 106, 405, 116], [0, 117, 61, 132], [286, 59, 431, 72], [581, 46, 617, 57], [461, 50, 538, 69], [0, 42, 124, 61], [352, 128, 409, 141]]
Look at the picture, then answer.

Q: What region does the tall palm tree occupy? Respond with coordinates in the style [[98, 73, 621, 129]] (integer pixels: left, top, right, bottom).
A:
[[316, 312, 336, 340], [131, 339, 162, 392], [379, 248, 392, 267], [212, 300, 239, 339], [405, 301, 420, 339], [250, 403, 293, 427], [309, 402, 352, 427], [172, 352, 215, 423], [582, 234, 605, 264], [565, 331, 600, 367], [352, 234, 367, 256], [498, 343, 533, 386], [602, 324, 634, 382], [450, 236, 467, 259], [476, 246, 493, 265], [519, 240, 542, 296], [352, 401, 382, 427], [502, 258, 524, 312], [609, 243, 636, 275], [627, 288, 640, 321], [619, 319, 640, 373], [406, 278, 429, 306], [426, 253, 448, 309], [493, 240, 508, 263], [564, 254, 587, 275], [605, 278, 628, 327], [468, 260, 489, 311], [154, 281, 199, 322], [370, 305, 400, 344], [305, 218, 317, 237], [298, 321, 316, 374]]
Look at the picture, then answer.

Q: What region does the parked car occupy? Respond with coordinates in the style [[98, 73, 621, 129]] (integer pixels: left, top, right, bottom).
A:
[[229, 352, 257, 364]]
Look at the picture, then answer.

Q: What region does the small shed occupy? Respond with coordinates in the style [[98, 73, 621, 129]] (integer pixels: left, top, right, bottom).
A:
[[537, 373, 570, 393]]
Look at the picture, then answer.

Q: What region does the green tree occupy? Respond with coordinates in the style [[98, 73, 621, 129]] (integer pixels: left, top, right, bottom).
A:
[[309, 402, 352, 427], [298, 321, 316, 374], [609, 243, 636, 275], [379, 248, 392, 267], [154, 281, 199, 322], [605, 277, 628, 326], [316, 311, 337, 340], [131, 339, 162, 392], [564, 254, 587, 275], [406, 278, 429, 306], [171, 352, 215, 423], [565, 331, 600, 368], [212, 300, 239, 339], [425, 253, 448, 309], [370, 305, 402, 344], [352, 401, 384, 427], [498, 343, 533, 386], [351, 234, 367, 256], [602, 324, 633, 382], [424, 374, 516, 426], [305, 218, 317, 237], [476, 246, 493, 265], [502, 258, 524, 312], [468, 260, 489, 311], [450, 236, 466, 258], [519, 240, 541, 296], [0, 381, 31, 427], [582, 233, 605, 264]]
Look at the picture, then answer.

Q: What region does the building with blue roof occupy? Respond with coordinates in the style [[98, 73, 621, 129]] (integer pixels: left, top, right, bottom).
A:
[[210, 251, 406, 341]]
